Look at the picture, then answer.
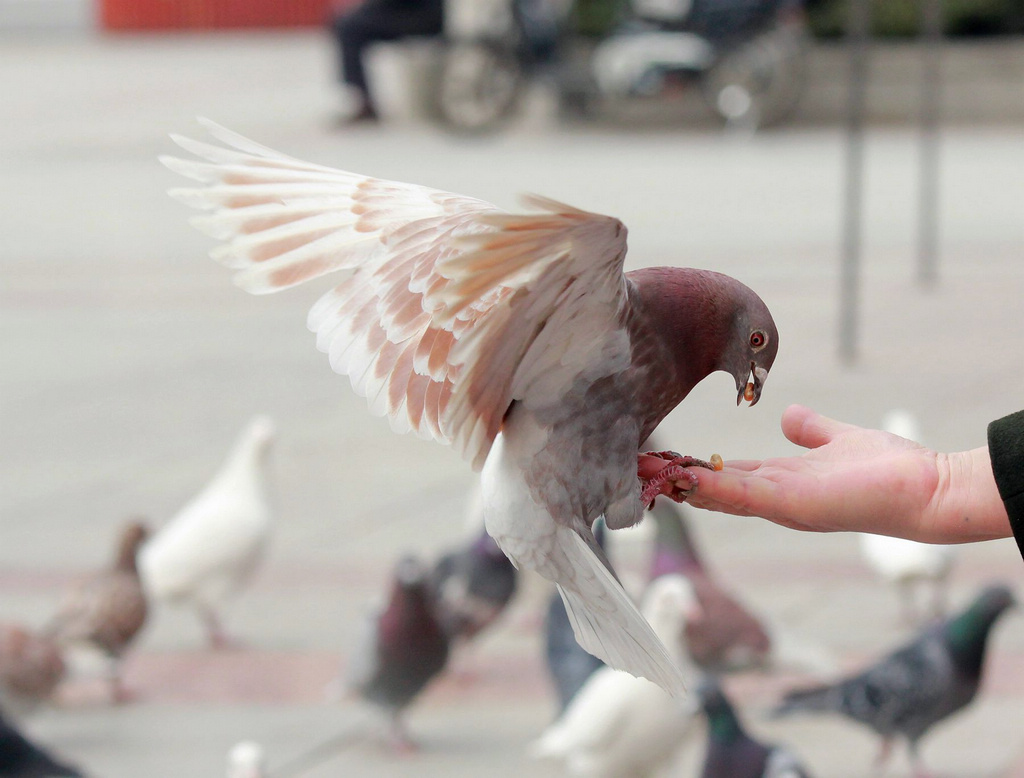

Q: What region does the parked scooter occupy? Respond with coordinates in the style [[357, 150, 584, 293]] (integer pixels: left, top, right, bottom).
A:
[[431, 0, 807, 133]]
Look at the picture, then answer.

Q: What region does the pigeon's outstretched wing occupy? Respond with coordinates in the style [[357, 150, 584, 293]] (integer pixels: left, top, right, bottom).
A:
[[162, 120, 630, 470]]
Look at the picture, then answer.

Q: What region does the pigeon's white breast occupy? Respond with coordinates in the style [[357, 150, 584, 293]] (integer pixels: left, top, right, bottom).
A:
[[479, 428, 564, 579]]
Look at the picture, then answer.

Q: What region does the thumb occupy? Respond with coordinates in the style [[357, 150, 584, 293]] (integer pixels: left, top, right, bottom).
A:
[[781, 405, 860, 450]]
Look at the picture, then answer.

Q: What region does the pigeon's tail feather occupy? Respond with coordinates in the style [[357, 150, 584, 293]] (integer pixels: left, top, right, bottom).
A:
[[772, 684, 837, 718], [555, 531, 687, 698]]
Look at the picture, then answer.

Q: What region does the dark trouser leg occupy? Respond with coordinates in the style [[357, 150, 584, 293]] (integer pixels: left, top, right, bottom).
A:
[[330, 3, 444, 106], [333, 13, 375, 99]]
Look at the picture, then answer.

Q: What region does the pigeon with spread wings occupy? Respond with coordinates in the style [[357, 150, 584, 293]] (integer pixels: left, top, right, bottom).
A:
[[162, 121, 779, 695]]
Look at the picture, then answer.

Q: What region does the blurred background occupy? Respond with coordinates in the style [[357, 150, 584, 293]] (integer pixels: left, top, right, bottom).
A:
[[2, 0, 1023, 775]]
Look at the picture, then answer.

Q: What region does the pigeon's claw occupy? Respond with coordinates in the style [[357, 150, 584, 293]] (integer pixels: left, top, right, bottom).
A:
[[637, 451, 714, 508]]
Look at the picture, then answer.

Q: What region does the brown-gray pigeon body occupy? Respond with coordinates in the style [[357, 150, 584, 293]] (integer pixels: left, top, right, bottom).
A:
[[45, 521, 149, 702]]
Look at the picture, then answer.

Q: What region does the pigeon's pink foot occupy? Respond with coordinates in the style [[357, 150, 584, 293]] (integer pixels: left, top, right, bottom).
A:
[[202, 609, 245, 651], [109, 679, 139, 706], [638, 450, 715, 509]]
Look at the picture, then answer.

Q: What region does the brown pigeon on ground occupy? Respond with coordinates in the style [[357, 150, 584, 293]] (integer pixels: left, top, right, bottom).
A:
[[162, 120, 779, 694], [649, 500, 835, 675], [648, 501, 772, 671], [0, 625, 65, 718], [44, 521, 149, 702]]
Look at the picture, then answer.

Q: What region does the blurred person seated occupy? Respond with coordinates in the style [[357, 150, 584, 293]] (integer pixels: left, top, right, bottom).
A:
[[330, 0, 444, 123]]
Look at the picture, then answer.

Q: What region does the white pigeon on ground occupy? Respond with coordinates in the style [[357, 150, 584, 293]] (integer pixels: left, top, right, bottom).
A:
[[858, 410, 955, 624], [226, 741, 267, 778], [139, 415, 276, 648], [529, 575, 702, 777], [161, 121, 780, 693]]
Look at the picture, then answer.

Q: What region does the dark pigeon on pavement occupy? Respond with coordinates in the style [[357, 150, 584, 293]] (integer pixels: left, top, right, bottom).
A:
[[699, 679, 813, 778], [774, 584, 1015, 777], [430, 524, 517, 642], [0, 707, 84, 777], [346, 555, 451, 750]]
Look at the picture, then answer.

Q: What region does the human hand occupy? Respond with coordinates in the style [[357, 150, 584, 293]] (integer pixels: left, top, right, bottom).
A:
[[683, 405, 1008, 544]]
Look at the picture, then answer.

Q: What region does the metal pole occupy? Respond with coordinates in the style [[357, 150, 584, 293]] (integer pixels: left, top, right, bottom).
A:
[[839, 0, 870, 364], [918, 0, 942, 287]]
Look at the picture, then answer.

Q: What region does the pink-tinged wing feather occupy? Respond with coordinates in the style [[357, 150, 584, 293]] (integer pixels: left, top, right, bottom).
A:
[[433, 196, 632, 453], [162, 121, 631, 468]]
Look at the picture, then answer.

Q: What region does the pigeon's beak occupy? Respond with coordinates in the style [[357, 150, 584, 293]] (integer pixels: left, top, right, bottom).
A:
[[736, 364, 768, 407]]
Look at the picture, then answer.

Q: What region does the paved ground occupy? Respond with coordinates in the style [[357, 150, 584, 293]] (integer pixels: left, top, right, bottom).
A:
[[2, 30, 1024, 778]]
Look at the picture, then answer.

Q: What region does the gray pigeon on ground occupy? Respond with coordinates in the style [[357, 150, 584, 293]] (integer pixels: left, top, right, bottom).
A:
[[346, 556, 451, 750], [699, 679, 812, 778], [0, 707, 84, 777], [774, 584, 1015, 776], [44, 521, 149, 702], [544, 521, 607, 712], [163, 120, 779, 695], [430, 525, 517, 642]]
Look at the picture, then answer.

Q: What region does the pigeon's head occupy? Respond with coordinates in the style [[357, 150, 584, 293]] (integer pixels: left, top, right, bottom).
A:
[[718, 282, 779, 408], [394, 555, 429, 588], [641, 574, 703, 642], [226, 741, 266, 778], [695, 676, 729, 713], [972, 584, 1017, 620], [471, 529, 508, 561], [695, 678, 746, 741], [116, 520, 150, 571], [244, 415, 277, 452], [627, 267, 778, 410], [946, 583, 1016, 671]]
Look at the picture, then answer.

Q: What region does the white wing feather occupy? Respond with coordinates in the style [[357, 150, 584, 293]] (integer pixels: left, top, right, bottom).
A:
[[162, 120, 629, 469]]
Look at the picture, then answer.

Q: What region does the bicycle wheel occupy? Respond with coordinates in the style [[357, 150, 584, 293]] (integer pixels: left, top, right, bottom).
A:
[[701, 24, 807, 130], [432, 39, 525, 133]]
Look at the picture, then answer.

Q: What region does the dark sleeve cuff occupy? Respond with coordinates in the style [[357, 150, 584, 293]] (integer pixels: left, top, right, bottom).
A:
[[987, 410, 1024, 560]]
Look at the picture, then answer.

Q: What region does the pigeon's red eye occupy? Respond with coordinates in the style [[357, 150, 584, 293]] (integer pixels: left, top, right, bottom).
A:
[[749, 330, 767, 350]]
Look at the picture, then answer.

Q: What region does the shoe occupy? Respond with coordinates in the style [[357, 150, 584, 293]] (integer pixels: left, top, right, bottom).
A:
[[335, 101, 379, 126]]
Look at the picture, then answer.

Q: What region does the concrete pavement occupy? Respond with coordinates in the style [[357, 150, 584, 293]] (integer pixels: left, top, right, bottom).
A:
[[2, 30, 1024, 777]]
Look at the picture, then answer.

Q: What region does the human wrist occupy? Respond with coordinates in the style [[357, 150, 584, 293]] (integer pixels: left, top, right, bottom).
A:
[[934, 448, 1011, 543]]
